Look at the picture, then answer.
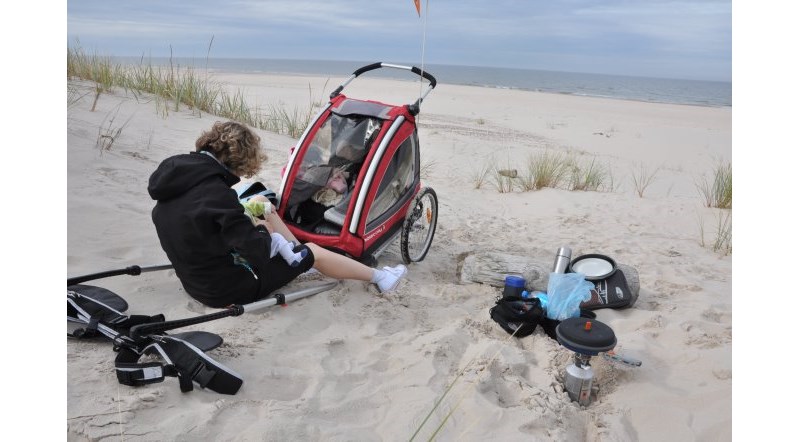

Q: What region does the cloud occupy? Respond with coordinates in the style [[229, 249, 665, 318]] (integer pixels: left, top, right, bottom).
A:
[[67, 0, 731, 80]]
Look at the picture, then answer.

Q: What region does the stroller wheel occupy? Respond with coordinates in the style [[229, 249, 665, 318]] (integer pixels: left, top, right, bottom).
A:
[[401, 187, 438, 263]]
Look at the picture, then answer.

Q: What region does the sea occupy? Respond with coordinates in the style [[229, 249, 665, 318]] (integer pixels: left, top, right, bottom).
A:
[[114, 57, 731, 108]]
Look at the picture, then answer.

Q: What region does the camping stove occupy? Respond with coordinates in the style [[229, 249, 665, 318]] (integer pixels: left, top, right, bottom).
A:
[[555, 317, 617, 406]]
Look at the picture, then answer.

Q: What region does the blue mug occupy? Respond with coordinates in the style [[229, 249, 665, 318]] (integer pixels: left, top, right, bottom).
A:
[[503, 275, 526, 297]]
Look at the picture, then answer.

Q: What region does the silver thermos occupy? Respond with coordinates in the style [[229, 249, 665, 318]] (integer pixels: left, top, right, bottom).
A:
[[553, 246, 572, 273]]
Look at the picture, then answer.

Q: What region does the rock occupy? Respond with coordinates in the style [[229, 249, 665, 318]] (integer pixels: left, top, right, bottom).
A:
[[498, 169, 518, 178]]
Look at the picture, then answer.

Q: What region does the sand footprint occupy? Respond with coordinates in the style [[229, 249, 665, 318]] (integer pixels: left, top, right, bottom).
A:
[[427, 332, 471, 392], [475, 360, 530, 408]]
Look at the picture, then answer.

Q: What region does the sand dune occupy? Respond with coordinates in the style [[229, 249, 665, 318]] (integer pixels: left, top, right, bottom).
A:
[[67, 72, 731, 441]]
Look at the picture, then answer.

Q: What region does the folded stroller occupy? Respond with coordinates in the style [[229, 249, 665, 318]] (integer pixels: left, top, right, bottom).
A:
[[68, 264, 337, 395], [68, 275, 243, 395]]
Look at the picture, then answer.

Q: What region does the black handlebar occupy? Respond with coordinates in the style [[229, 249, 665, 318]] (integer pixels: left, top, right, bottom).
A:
[[409, 66, 437, 88], [67, 264, 174, 286], [67, 265, 143, 286], [331, 62, 437, 100], [353, 62, 385, 77], [352, 62, 437, 88]]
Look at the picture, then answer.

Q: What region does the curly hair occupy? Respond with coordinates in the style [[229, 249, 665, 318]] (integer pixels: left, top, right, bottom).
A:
[[195, 121, 267, 178]]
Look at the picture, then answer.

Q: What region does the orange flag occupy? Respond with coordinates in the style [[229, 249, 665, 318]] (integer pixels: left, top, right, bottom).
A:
[[413, 0, 421, 16]]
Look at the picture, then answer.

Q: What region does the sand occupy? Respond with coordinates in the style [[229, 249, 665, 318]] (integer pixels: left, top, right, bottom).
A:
[[66, 71, 731, 441]]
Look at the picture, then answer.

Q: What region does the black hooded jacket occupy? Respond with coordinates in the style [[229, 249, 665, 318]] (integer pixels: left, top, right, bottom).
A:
[[148, 152, 273, 307]]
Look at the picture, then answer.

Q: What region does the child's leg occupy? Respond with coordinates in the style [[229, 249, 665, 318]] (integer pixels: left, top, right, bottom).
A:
[[305, 243, 406, 293]]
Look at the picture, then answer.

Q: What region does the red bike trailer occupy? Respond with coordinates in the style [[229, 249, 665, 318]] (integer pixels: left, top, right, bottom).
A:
[[276, 63, 438, 265]]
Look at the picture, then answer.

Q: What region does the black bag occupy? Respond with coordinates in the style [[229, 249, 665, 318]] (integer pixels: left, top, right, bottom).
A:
[[579, 270, 633, 310], [490, 294, 598, 340], [489, 295, 545, 338]]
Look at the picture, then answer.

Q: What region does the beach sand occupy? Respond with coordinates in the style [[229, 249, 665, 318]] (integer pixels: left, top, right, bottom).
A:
[[67, 72, 731, 440]]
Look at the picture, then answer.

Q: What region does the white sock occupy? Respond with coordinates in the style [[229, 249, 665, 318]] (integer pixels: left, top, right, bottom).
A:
[[271, 232, 306, 267], [278, 243, 307, 267]]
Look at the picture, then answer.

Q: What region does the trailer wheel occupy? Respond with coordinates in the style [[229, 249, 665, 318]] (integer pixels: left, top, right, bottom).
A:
[[401, 187, 438, 263]]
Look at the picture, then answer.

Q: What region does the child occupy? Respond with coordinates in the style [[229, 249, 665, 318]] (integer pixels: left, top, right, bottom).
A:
[[241, 199, 307, 267], [240, 196, 405, 292]]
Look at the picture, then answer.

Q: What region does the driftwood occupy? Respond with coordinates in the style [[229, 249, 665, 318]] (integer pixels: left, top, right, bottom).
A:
[[457, 251, 639, 306]]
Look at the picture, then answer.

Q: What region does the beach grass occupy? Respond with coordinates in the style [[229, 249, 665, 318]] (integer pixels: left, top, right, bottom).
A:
[[631, 162, 660, 197], [264, 102, 315, 138], [518, 150, 569, 191], [471, 157, 495, 189], [697, 210, 732, 255], [696, 160, 732, 209], [712, 210, 732, 255], [567, 156, 611, 191], [68, 83, 89, 108], [482, 151, 614, 194], [490, 157, 517, 193], [217, 90, 257, 126], [491, 168, 515, 193], [96, 104, 133, 152], [67, 43, 316, 137]]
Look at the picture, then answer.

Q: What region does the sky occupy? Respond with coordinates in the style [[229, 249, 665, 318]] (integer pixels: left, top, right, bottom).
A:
[[67, 0, 732, 82]]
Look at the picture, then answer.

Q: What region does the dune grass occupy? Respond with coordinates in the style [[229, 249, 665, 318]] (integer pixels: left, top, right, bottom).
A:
[[96, 104, 133, 152], [491, 168, 516, 193], [489, 157, 517, 193], [695, 160, 732, 254], [66, 49, 119, 111], [471, 157, 495, 189], [480, 151, 614, 194], [712, 210, 732, 255], [67, 43, 318, 137], [68, 83, 90, 108], [631, 162, 660, 197], [699, 210, 732, 255], [566, 156, 611, 191], [518, 150, 570, 191], [265, 102, 317, 138], [696, 160, 732, 209]]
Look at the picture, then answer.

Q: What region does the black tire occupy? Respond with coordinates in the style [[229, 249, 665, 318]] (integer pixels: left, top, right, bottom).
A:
[[401, 187, 438, 263]]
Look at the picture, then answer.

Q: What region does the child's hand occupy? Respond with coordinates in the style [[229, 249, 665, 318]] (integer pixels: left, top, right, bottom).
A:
[[250, 195, 275, 214], [255, 218, 274, 234]]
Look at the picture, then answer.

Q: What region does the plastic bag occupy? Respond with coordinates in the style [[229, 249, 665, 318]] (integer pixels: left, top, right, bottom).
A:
[[545, 272, 593, 320]]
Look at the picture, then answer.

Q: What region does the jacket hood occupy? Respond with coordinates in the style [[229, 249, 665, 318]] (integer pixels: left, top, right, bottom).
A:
[[148, 152, 240, 201]]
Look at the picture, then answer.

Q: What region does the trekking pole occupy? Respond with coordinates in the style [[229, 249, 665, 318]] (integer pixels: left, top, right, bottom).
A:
[[67, 264, 174, 286], [128, 281, 338, 343]]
